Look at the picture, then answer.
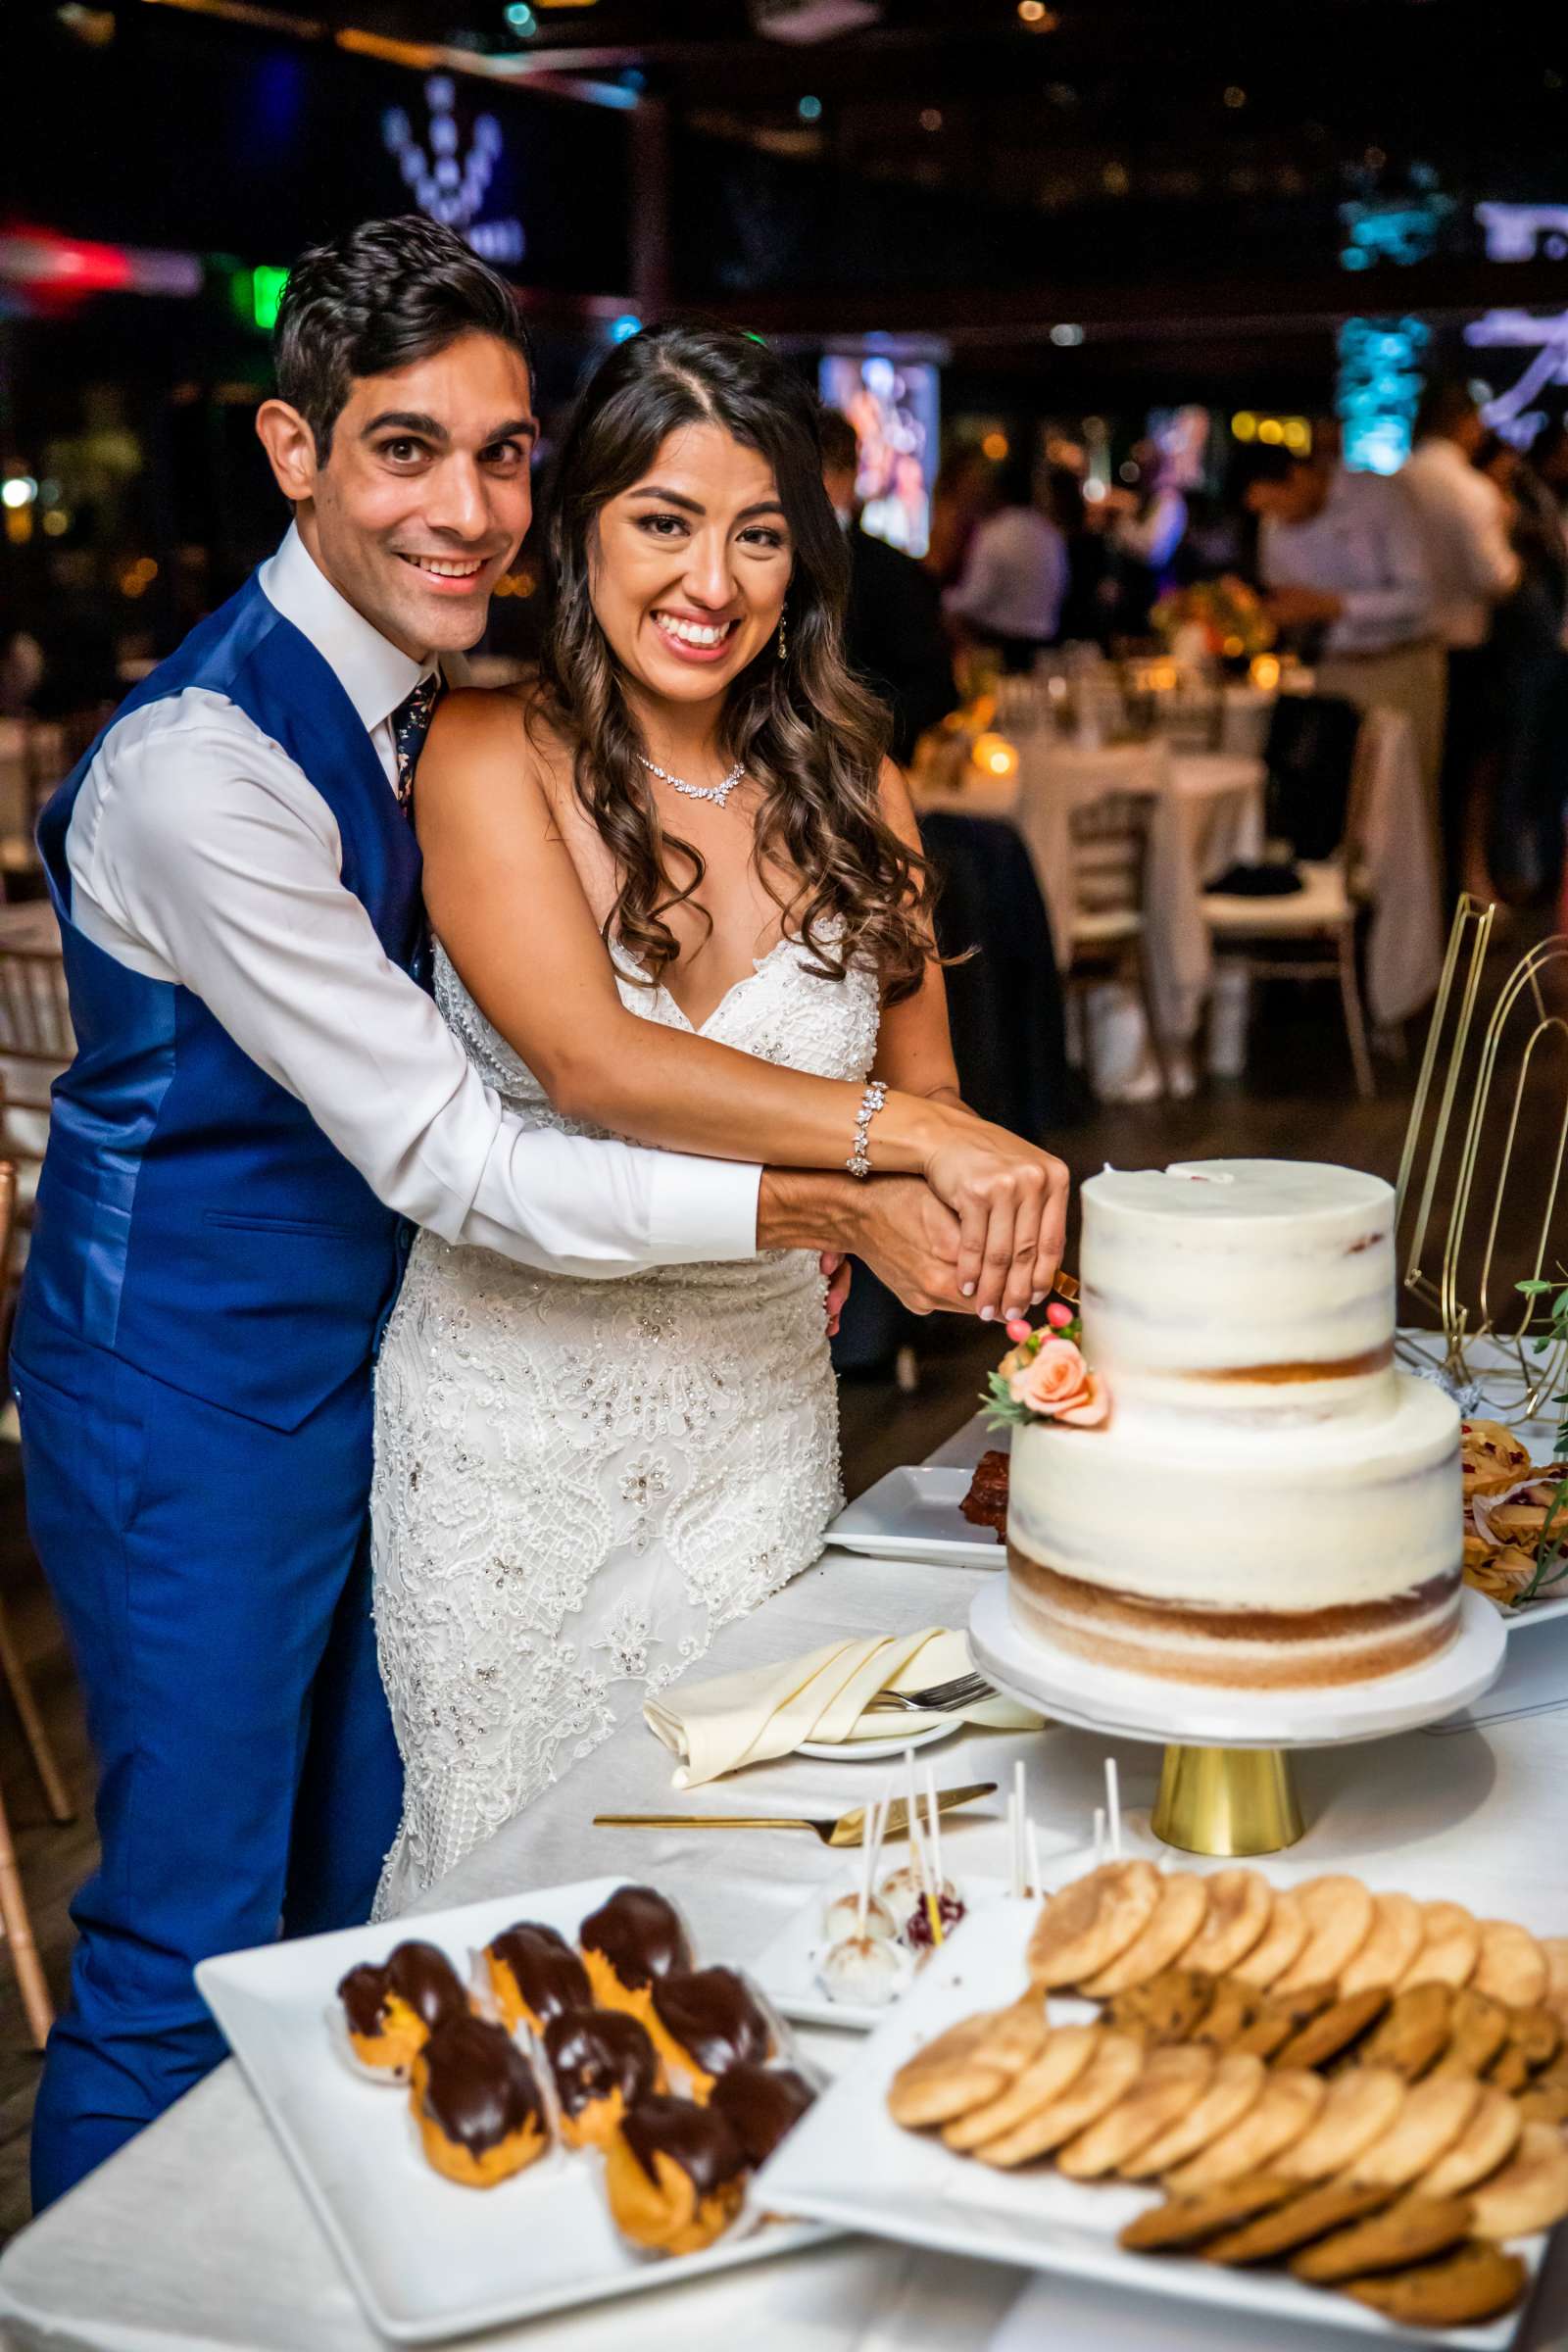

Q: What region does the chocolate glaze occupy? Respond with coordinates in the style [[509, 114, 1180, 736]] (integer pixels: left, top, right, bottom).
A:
[[621, 2092, 746, 2195], [544, 2007, 660, 2118], [417, 2014, 545, 2156], [580, 1886, 690, 1991], [337, 1940, 466, 2038], [709, 2065, 815, 2166], [490, 1922, 591, 2024], [651, 1966, 770, 2077]]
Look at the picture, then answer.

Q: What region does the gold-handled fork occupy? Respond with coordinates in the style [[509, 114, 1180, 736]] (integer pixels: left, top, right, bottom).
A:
[[593, 1781, 997, 1849]]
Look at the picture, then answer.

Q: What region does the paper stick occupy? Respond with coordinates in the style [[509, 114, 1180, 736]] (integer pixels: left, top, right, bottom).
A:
[[1094, 1805, 1105, 1865], [1104, 1757, 1122, 1859], [1026, 1816, 1044, 1902], [923, 1761, 943, 1890], [1012, 1759, 1026, 1898], [858, 1794, 877, 1933], [906, 1745, 920, 1856]]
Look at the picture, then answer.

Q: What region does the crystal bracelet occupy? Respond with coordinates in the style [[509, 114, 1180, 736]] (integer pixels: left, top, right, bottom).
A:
[[846, 1079, 887, 1179]]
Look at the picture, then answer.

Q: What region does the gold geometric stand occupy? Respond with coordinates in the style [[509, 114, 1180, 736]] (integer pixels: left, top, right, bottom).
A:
[[1152, 1743, 1305, 1857]]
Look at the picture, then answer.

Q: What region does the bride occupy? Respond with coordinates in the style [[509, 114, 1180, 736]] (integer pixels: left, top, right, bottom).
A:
[[369, 322, 1067, 1908]]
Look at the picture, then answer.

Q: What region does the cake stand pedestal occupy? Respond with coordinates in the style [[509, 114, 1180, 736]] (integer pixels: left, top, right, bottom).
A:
[[967, 1582, 1507, 1858]]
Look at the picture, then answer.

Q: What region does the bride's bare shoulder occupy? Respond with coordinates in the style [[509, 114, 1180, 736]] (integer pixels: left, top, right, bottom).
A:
[[423, 684, 571, 793]]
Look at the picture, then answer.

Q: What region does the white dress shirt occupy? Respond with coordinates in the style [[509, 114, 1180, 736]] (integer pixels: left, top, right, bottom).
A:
[[63, 524, 760, 1278], [944, 507, 1067, 642], [1259, 466, 1436, 657], [1398, 437, 1520, 649]]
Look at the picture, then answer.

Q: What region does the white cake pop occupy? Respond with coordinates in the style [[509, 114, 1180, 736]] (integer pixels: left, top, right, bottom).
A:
[[823, 1888, 895, 1943], [816, 1934, 907, 2007], [878, 1862, 958, 1911]]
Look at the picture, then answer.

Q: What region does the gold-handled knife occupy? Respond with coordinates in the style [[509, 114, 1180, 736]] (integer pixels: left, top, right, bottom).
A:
[[594, 1781, 997, 1850]]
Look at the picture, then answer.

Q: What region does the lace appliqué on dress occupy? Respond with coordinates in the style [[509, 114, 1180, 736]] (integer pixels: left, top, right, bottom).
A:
[[369, 928, 879, 1915]]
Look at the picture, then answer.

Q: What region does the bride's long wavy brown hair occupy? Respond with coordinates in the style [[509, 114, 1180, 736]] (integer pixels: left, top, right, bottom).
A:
[[533, 321, 937, 1004]]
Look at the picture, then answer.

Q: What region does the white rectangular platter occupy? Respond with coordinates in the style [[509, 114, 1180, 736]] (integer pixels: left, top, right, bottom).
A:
[[826, 1465, 1005, 1566], [196, 1876, 828, 2344], [758, 1895, 1544, 2351]]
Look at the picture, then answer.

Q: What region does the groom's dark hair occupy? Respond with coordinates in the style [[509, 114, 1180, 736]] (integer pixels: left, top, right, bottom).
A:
[[273, 216, 532, 462]]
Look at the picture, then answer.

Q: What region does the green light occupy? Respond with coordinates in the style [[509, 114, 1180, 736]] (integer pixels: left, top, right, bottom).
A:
[[250, 265, 288, 332]]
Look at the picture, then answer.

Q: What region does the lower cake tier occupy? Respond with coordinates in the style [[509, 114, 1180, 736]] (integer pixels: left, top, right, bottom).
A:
[[1005, 1372, 1462, 1690]]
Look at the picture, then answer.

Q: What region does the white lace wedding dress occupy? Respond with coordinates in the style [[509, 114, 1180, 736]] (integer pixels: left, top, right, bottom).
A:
[[369, 930, 880, 1915]]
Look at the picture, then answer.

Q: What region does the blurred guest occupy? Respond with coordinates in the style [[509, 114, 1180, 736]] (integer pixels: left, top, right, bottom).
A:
[[1400, 384, 1521, 898], [1177, 488, 1247, 582], [1244, 442, 1443, 824], [860, 451, 931, 559], [924, 445, 993, 591], [1478, 432, 1568, 902], [820, 408, 956, 763], [1048, 464, 1113, 646], [942, 449, 1067, 673], [1103, 437, 1189, 631]]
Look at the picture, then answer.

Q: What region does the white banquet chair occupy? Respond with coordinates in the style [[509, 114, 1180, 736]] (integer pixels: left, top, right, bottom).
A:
[[1062, 786, 1171, 1099]]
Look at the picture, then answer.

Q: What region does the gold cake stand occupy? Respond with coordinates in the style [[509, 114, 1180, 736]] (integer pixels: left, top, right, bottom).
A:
[[1151, 1744, 1304, 1857]]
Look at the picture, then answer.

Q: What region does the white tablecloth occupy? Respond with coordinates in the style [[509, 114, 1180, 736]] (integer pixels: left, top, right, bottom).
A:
[[4, 1396, 1568, 2351]]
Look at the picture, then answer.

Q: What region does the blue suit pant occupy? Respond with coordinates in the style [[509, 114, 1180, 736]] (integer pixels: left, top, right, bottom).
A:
[[12, 1322, 404, 2211]]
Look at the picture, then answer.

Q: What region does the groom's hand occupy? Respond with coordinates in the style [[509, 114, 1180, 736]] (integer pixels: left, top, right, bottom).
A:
[[759, 1171, 966, 1315]]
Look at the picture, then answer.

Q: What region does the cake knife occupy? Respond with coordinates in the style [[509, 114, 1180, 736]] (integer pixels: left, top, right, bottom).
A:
[[593, 1782, 997, 1848]]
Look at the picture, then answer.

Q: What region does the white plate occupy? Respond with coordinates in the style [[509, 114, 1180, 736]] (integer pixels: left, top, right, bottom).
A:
[[798, 1718, 960, 1762], [754, 1872, 1017, 2030], [196, 1877, 828, 2343], [825, 1466, 1006, 1567], [1498, 1588, 1568, 1634], [758, 1885, 1544, 2350], [969, 1579, 1507, 1749]]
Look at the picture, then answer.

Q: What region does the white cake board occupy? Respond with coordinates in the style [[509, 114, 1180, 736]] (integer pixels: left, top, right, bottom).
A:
[[968, 1580, 1506, 1751]]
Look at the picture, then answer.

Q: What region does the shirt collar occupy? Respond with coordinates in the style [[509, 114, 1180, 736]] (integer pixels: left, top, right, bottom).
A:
[[259, 521, 433, 734]]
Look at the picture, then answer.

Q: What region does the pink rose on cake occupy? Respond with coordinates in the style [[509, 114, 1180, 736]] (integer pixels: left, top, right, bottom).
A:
[[1007, 1337, 1108, 1427]]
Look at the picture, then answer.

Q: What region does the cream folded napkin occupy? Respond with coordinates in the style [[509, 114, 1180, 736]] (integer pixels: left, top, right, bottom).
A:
[[644, 1625, 1039, 1788]]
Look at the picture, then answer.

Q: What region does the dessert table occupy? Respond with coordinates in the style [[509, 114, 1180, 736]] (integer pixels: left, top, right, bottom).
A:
[[3, 1405, 1567, 2351]]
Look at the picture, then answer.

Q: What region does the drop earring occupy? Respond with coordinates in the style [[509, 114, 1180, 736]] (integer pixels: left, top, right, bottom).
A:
[[777, 604, 788, 662]]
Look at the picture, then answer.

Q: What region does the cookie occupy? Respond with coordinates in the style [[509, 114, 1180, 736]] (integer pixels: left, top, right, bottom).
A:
[[1163, 2068, 1325, 2194], [1421, 2085, 1523, 2199], [1274, 1986, 1389, 2072], [1277, 2065, 1406, 2182], [1079, 1874, 1210, 1997], [1339, 1890, 1425, 1996], [1027, 1863, 1162, 1990], [1489, 2003, 1561, 2086], [1231, 1889, 1309, 1988], [1118, 2175, 1298, 2253], [1201, 2178, 1398, 2264], [1190, 1977, 1268, 2049], [941, 2024, 1098, 2152], [1468, 2118, 1568, 2239], [973, 2030, 1144, 2169], [1289, 2191, 1475, 2282], [1272, 1876, 1376, 1996], [1179, 1869, 1272, 1979], [1056, 2045, 1214, 2180], [1343, 2241, 1527, 2328], [888, 2008, 1029, 2130], [1231, 1981, 1337, 2061], [1120, 2050, 1266, 2179], [1348, 2075, 1483, 2187], [1398, 1900, 1480, 1991], [1431, 1985, 1509, 2081], [1107, 1968, 1215, 2046], [1543, 1936, 1568, 2003], [1359, 1982, 1453, 2080], [1519, 2079, 1568, 2126], [1474, 1920, 1549, 2009]]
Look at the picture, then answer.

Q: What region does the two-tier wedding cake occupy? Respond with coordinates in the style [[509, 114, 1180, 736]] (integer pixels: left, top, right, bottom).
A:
[[1005, 1159, 1462, 1689]]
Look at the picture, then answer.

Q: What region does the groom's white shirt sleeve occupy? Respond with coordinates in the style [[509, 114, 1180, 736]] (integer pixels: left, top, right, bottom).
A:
[[62, 525, 761, 1278]]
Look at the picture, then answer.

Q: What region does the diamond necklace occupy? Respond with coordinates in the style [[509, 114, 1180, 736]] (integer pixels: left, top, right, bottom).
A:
[[638, 753, 746, 809]]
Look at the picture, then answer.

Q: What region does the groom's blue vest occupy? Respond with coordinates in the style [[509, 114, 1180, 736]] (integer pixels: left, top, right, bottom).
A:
[[19, 568, 426, 1431]]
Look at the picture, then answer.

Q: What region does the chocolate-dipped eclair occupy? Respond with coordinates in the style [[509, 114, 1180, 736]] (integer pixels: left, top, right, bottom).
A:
[[337, 1939, 468, 2077], [649, 1966, 772, 2098], [485, 1922, 592, 2035], [543, 2006, 665, 2147], [579, 1886, 691, 2019], [410, 2012, 549, 2187], [709, 2064, 816, 2167], [604, 2092, 748, 2254]]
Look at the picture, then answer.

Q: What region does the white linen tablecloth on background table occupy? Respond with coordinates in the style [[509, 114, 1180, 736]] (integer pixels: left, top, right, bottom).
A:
[[5, 1384, 1568, 2352]]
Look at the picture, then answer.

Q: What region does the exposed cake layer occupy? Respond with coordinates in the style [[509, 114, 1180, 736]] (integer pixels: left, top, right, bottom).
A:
[[1006, 1548, 1460, 1689], [1007, 1368, 1461, 1634], [1083, 1158, 1397, 1423]]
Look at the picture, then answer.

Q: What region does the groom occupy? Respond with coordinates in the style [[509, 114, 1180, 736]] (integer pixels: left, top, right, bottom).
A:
[[16, 214, 974, 2209]]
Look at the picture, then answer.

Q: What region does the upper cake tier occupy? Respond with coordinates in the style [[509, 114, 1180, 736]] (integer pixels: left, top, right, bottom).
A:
[[1083, 1157, 1396, 1423]]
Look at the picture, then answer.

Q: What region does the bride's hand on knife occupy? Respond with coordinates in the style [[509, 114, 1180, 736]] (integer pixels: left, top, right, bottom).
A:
[[915, 1105, 1068, 1320]]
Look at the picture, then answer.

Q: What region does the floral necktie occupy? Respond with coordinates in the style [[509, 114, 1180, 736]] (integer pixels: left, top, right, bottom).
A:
[[390, 673, 442, 816]]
